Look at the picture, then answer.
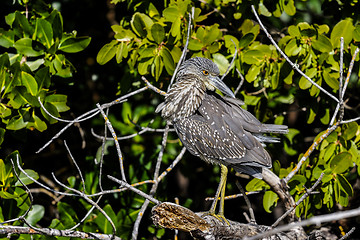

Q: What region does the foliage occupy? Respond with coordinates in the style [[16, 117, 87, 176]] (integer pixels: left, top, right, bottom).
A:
[[0, 0, 360, 239], [0, 0, 90, 138]]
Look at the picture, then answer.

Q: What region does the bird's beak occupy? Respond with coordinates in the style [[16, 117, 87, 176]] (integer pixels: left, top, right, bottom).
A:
[[210, 76, 235, 98]]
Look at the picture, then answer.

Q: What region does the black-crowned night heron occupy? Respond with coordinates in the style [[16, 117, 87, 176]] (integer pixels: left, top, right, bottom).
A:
[[156, 57, 288, 220]]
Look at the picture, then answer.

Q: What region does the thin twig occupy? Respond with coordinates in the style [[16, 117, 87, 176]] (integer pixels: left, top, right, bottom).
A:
[[157, 147, 186, 182], [284, 122, 339, 183], [0, 157, 34, 225], [96, 103, 127, 182], [132, 124, 169, 240], [272, 173, 324, 228], [234, 68, 245, 95], [235, 181, 256, 224], [37, 87, 148, 153], [245, 207, 360, 240], [251, 5, 339, 103], [91, 126, 175, 141], [339, 227, 356, 240], [142, 76, 167, 96], [51, 173, 117, 239], [15, 157, 77, 197], [205, 191, 261, 201], [0, 225, 121, 240], [107, 175, 160, 205], [221, 39, 237, 81], [168, 8, 194, 90], [64, 140, 85, 192]]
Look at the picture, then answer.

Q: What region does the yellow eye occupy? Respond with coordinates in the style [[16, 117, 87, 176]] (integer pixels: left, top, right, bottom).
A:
[[202, 70, 209, 75]]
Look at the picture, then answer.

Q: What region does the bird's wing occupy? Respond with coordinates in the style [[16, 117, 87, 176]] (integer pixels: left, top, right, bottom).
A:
[[174, 113, 271, 169], [222, 96, 288, 134]]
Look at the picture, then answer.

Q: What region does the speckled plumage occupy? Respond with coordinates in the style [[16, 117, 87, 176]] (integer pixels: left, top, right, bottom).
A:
[[156, 57, 288, 179]]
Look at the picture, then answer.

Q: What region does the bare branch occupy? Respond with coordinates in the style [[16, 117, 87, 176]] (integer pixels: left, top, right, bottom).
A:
[[251, 5, 339, 103], [51, 173, 117, 238], [272, 173, 324, 228], [96, 103, 127, 182], [0, 225, 121, 240], [234, 68, 245, 95], [107, 175, 160, 205], [339, 227, 356, 240], [284, 122, 340, 183], [235, 181, 256, 224], [221, 39, 237, 81], [64, 140, 85, 192], [168, 9, 194, 90], [245, 207, 360, 240], [132, 124, 170, 239], [37, 86, 148, 153], [141, 76, 167, 96]]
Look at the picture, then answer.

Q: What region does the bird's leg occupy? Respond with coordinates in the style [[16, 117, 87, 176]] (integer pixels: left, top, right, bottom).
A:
[[218, 165, 228, 216], [207, 164, 229, 224]]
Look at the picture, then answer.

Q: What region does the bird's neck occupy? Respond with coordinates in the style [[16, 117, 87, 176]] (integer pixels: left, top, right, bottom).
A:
[[162, 76, 206, 121]]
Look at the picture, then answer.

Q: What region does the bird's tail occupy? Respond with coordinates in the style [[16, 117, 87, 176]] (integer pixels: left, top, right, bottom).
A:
[[261, 124, 289, 134]]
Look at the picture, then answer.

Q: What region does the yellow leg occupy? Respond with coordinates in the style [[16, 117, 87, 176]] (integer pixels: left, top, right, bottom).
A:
[[207, 165, 228, 224]]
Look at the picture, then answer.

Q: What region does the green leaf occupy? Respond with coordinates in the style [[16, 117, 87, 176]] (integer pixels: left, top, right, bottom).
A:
[[15, 169, 39, 186], [188, 38, 203, 51], [32, 113, 47, 131], [138, 57, 153, 75], [50, 10, 64, 41], [151, 23, 165, 44], [97, 40, 118, 65], [263, 190, 279, 213], [312, 35, 332, 53], [59, 36, 91, 53], [45, 94, 69, 112], [14, 187, 31, 210], [163, 6, 180, 22], [41, 102, 59, 124], [288, 25, 300, 37], [160, 47, 174, 75], [213, 53, 229, 75], [299, 68, 317, 89], [246, 178, 268, 191], [285, 38, 301, 56], [330, 19, 354, 48], [115, 42, 126, 63], [7, 115, 27, 130], [14, 38, 44, 57], [283, 0, 296, 16], [14, 11, 33, 37], [330, 152, 353, 174], [35, 66, 51, 89], [245, 65, 261, 82], [0, 29, 15, 48], [337, 174, 353, 197], [94, 204, 117, 234], [26, 205, 45, 225], [322, 70, 339, 90], [0, 128, 5, 146], [239, 33, 255, 48], [34, 18, 53, 48], [342, 122, 358, 140], [58, 202, 77, 227], [131, 13, 152, 38], [21, 72, 38, 96], [152, 55, 163, 81]]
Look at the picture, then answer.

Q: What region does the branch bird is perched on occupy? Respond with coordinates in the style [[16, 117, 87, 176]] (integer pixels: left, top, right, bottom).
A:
[[156, 57, 288, 220]]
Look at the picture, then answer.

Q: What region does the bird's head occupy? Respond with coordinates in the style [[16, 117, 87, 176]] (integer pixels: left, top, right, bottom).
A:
[[176, 57, 235, 98]]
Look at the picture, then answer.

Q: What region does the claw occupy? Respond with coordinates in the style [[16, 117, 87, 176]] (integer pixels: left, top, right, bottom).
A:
[[201, 211, 230, 225]]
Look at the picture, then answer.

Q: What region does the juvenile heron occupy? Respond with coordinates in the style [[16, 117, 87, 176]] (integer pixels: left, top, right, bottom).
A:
[[156, 57, 288, 219]]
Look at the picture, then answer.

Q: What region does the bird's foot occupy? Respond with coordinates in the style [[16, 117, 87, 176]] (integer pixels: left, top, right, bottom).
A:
[[201, 211, 230, 226]]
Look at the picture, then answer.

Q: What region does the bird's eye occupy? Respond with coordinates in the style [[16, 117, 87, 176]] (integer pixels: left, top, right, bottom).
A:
[[202, 70, 209, 75]]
